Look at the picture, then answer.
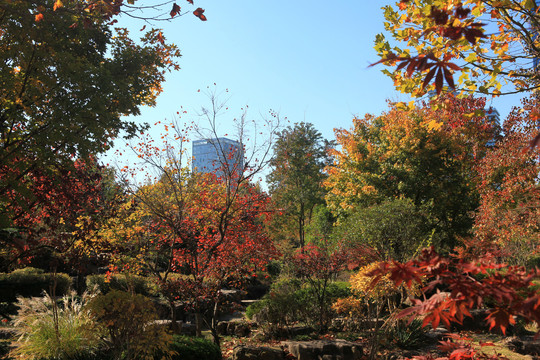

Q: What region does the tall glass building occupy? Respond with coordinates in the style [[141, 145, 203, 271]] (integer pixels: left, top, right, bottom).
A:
[[534, 0, 539, 69], [192, 137, 244, 176]]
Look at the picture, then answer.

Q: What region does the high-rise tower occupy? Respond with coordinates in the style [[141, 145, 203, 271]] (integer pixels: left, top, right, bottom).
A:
[[192, 137, 244, 176]]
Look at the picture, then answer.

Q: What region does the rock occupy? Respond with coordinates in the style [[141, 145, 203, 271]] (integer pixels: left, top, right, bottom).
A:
[[218, 320, 252, 337], [217, 321, 229, 335], [285, 339, 364, 360], [232, 345, 284, 360], [508, 336, 540, 356], [227, 321, 237, 335], [425, 327, 448, 341], [234, 322, 251, 337], [289, 326, 313, 337], [0, 327, 16, 340]]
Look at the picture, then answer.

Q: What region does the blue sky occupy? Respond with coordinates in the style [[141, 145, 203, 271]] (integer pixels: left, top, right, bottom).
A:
[[107, 1, 527, 182]]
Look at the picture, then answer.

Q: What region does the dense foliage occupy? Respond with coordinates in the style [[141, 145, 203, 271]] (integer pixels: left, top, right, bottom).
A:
[[325, 96, 496, 250], [267, 122, 333, 248], [375, 0, 540, 96]]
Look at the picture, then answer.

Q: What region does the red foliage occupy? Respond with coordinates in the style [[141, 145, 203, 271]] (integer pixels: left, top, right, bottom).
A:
[[193, 7, 207, 21], [474, 95, 540, 262], [1, 157, 117, 271], [291, 243, 349, 280], [370, 247, 540, 335]]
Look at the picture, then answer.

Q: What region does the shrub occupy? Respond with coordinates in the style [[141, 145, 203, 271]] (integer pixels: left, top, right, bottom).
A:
[[246, 278, 302, 337], [247, 278, 350, 337], [266, 260, 282, 278], [168, 335, 221, 360], [86, 290, 172, 360], [9, 290, 102, 360], [86, 274, 157, 297], [350, 262, 421, 314], [386, 319, 427, 350], [0, 267, 71, 303], [295, 281, 351, 331], [245, 300, 265, 320]]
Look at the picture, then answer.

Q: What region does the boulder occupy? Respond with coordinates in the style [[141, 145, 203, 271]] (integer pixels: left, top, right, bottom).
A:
[[508, 336, 540, 356], [289, 326, 313, 337], [285, 339, 364, 360], [234, 322, 251, 337], [217, 321, 229, 335], [180, 322, 196, 336], [232, 345, 284, 360], [218, 320, 252, 337]]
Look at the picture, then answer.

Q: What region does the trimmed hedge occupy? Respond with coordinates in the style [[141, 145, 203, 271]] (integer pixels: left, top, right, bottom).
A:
[[86, 274, 157, 297], [169, 335, 222, 360], [0, 267, 71, 303]]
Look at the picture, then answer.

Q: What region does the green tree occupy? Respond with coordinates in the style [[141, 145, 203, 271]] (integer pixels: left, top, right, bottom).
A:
[[325, 96, 496, 250], [267, 122, 333, 248], [0, 0, 180, 218], [336, 199, 433, 262]]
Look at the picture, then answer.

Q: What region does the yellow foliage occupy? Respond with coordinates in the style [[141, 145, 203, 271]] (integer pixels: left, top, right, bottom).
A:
[[350, 262, 400, 301]]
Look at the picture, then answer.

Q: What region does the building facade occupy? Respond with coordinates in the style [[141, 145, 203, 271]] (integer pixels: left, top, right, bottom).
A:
[[192, 137, 244, 176]]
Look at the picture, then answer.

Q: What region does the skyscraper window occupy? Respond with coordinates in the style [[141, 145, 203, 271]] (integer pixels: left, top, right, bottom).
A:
[[192, 137, 244, 176]]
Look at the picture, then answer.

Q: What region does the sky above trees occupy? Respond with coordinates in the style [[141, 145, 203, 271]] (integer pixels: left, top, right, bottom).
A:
[[106, 0, 529, 183]]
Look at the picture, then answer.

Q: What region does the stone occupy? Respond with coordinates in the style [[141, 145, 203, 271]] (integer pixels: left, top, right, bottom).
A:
[[285, 339, 364, 360], [227, 321, 237, 335], [232, 345, 284, 360], [234, 322, 251, 337], [180, 322, 196, 336], [289, 326, 313, 337], [0, 327, 16, 340], [508, 336, 540, 356], [217, 321, 229, 335]]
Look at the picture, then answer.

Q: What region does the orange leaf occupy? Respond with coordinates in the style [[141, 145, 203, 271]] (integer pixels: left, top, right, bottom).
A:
[[156, 31, 165, 45], [53, 0, 63, 11], [35, 13, 44, 21], [170, 3, 181, 18], [193, 7, 207, 21]]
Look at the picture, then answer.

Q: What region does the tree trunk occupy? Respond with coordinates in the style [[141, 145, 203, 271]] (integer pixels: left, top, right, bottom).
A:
[[195, 312, 203, 337], [210, 301, 221, 346], [169, 299, 179, 332], [299, 202, 305, 248]]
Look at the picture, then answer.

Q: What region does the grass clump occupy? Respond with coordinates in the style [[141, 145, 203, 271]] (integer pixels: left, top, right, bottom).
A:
[[9, 290, 101, 360]]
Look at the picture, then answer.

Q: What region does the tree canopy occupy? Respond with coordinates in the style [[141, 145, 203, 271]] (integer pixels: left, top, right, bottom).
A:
[[267, 122, 333, 248], [0, 0, 180, 210], [325, 96, 496, 249], [375, 0, 540, 96]]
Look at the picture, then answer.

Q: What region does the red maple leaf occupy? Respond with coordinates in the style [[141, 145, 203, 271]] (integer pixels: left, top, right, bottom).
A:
[[170, 3, 181, 18], [193, 7, 207, 21], [485, 308, 516, 335]]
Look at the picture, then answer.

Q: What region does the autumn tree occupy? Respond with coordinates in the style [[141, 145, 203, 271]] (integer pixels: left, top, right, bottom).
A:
[[106, 95, 280, 344], [474, 94, 540, 266], [0, 0, 181, 231], [0, 157, 123, 273], [290, 243, 350, 333], [267, 122, 333, 248], [374, 0, 540, 96], [325, 96, 496, 251]]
